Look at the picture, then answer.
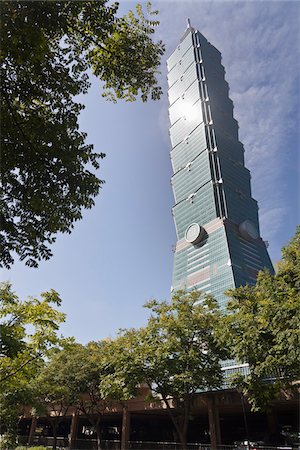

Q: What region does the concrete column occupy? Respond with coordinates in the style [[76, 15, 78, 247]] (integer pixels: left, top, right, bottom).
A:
[[69, 412, 79, 450], [28, 416, 37, 445], [121, 406, 131, 450], [207, 394, 221, 449]]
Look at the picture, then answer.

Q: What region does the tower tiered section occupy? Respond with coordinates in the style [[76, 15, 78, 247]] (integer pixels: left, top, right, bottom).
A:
[[168, 24, 274, 312]]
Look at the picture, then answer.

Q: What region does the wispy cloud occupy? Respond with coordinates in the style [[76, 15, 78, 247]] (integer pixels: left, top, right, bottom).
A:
[[157, 0, 300, 259]]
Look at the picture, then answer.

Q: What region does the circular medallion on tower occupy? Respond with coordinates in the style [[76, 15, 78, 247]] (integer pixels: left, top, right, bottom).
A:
[[185, 223, 204, 245], [239, 220, 259, 240]]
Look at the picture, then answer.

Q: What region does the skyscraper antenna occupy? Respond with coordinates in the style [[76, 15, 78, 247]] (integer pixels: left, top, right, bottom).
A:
[[187, 18, 192, 29]]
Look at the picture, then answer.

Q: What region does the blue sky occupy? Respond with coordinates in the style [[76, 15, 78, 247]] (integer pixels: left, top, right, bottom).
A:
[[1, 1, 299, 343]]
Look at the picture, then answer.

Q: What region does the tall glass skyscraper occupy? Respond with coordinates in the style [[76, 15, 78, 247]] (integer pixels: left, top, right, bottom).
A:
[[167, 23, 274, 313]]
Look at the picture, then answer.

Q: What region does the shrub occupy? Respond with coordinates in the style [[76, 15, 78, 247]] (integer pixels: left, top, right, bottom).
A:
[[15, 447, 48, 450]]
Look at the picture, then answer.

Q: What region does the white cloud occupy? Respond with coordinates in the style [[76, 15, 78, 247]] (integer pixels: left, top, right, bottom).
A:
[[259, 206, 288, 240]]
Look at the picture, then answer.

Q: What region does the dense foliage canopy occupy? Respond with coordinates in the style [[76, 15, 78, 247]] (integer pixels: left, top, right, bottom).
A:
[[2, 228, 299, 446], [0, 283, 65, 446], [224, 226, 300, 409], [0, 1, 164, 268], [36, 341, 115, 450], [101, 290, 227, 449]]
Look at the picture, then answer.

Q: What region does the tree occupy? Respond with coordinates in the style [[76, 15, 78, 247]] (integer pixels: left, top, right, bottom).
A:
[[101, 290, 227, 449], [223, 226, 300, 410], [41, 341, 117, 450], [0, 1, 164, 268], [34, 347, 75, 450], [0, 282, 66, 447]]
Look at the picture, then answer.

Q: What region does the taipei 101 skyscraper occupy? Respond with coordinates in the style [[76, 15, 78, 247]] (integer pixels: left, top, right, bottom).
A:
[[168, 22, 274, 318]]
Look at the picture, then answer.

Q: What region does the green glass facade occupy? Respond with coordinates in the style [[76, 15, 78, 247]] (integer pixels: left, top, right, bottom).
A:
[[167, 26, 274, 318]]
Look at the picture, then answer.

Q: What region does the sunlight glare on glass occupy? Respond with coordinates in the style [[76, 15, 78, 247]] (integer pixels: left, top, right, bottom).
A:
[[181, 101, 199, 122]]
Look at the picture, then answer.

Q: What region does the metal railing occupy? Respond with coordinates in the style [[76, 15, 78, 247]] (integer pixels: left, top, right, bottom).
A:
[[15, 436, 299, 450], [128, 442, 212, 450]]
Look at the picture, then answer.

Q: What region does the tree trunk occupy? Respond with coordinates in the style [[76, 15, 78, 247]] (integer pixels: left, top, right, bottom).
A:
[[53, 434, 57, 450], [69, 412, 79, 450], [173, 421, 188, 450], [240, 393, 250, 450], [178, 434, 187, 450], [162, 394, 189, 450], [52, 420, 58, 450], [182, 397, 190, 450], [207, 394, 221, 449], [177, 418, 188, 450], [95, 423, 102, 450], [121, 406, 131, 450], [83, 409, 102, 450], [28, 416, 37, 445]]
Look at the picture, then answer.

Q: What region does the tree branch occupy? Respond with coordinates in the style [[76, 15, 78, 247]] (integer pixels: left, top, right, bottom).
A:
[[67, 23, 110, 54], [2, 91, 38, 156], [0, 352, 41, 383]]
